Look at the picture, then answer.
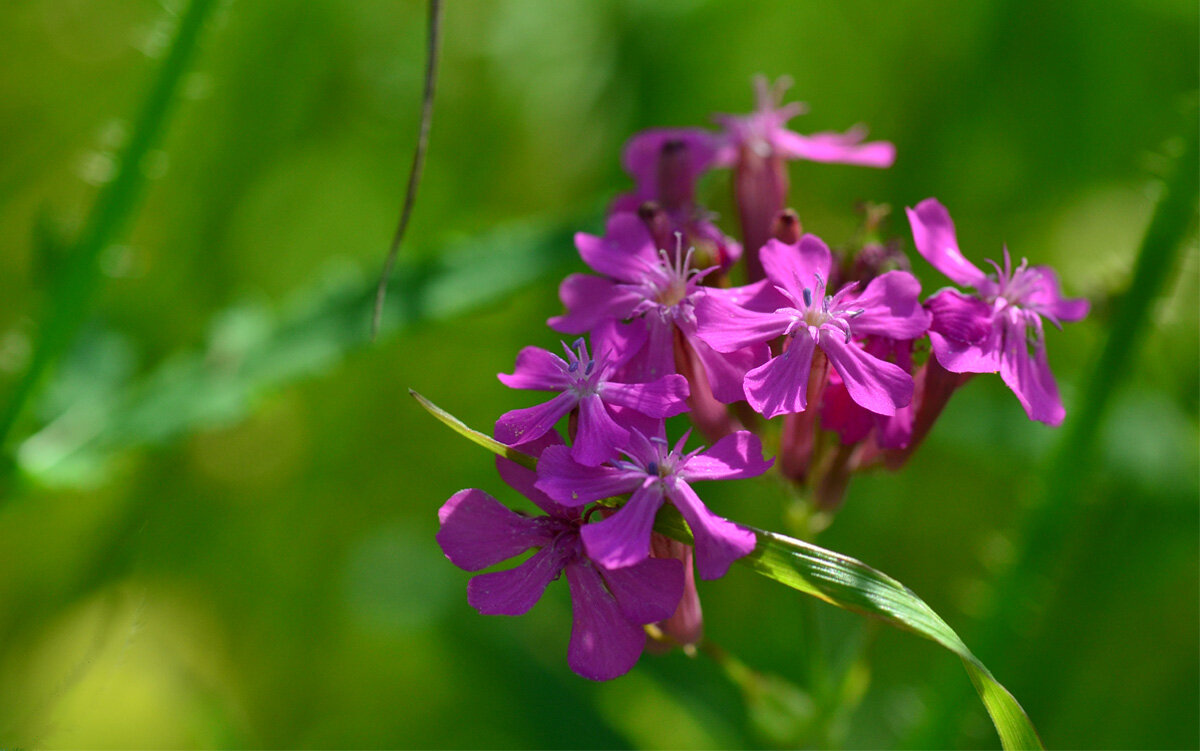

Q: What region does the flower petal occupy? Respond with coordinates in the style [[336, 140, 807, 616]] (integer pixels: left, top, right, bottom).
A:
[[468, 544, 570, 616], [1026, 266, 1090, 323], [928, 331, 1001, 374], [600, 374, 690, 417], [694, 292, 792, 354], [907, 199, 988, 288], [927, 289, 995, 344], [774, 127, 895, 167], [684, 333, 770, 404], [759, 236, 833, 298], [565, 559, 647, 681], [572, 395, 630, 466], [617, 315, 678, 384], [592, 318, 648, 370], [576, 213, 659, 282], [744, 334, 817, 419], [680, 431, 773, 482], [705, 278, 790, 313], [600, 556, 685, 624], [497, 346, 571, 391], [667, 479, 756, 581], [494, 430, 574, 518], [605, 405, 666, 446], [845, 270, 931, 339], [999, 316, 1065, 425], [549, 274, 642, 334], [495, 391, 578, 447], [535, 446, 645, 505], [819, 331, 912, 416], [580, 481, 665, 569], [437, 489, 555, 572]]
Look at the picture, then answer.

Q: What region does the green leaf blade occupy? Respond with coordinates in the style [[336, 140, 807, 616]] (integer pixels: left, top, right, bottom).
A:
[[736, 524, 1043, 750], [408, 390, 536, 470]]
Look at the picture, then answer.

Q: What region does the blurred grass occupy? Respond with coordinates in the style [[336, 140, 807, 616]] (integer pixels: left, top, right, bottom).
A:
[[0, 0, 1196, 748], [0, 0, 217, 448]]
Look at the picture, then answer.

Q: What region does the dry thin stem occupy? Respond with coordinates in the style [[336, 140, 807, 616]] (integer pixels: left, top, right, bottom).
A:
[[371, 0, 443, 339]]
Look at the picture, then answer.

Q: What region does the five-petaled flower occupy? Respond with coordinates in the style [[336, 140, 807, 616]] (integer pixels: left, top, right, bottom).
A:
[[695, 234, 930, 419], [496, 336, 690, 466], [437, 434, 684, 681], [550, 213, 767, 403], [907, 198, 1089, 425], [535, 428, 772, 581], [713, 75, 896, 169]]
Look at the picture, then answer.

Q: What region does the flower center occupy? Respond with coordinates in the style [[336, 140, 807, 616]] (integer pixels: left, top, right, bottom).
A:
[[632, 236, 715, 321], [986, 250, 1041, 310], [777, 277, 864, 342], [803, 306, 832, 328], [562, 337, 602, 395], [656, 276, 690, 308]]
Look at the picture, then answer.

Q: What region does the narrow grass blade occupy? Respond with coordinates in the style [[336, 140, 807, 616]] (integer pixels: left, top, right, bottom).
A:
[[408, 390, 536, 470], [652, 510, 1043, 750]]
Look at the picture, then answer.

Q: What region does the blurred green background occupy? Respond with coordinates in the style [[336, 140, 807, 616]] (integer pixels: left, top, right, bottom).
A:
[[0, 0, 1196, 747]]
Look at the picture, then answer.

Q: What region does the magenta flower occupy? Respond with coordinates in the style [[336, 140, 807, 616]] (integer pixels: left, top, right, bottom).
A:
[[614, 133, 744, 273], [696, 235, 930, 419], [712, 76, 895, 169], [535, 428, 772, 581], [907, 198, 1090, 425], [611, 132, 742, 271], [612, 128, 719, 214], [437, 434, 684, 681], [496, 337, 689, 466], [549, 212, 767, 403]]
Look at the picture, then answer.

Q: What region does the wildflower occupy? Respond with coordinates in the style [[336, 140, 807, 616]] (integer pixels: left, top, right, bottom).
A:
[[535, 428, 772, 581], [437, 433, 684, 681], [907, 198, 1089, 425], [712, 75, 895, 169], [549, 213, 767, 403], [715, 76, 895, 281], [613, 128, 718, 214], [496, 336, 689, 466], [695, 234, 930, 419], [615, 133, 741, 272]]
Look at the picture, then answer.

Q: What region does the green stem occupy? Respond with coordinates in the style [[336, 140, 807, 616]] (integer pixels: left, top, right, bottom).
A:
[[0, 0, 218, 451], [910, 114, 1199, 749]]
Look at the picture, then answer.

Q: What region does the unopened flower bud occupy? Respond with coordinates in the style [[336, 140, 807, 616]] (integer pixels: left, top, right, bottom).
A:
[[645, 534, 703, 651], [779, 349, 830, 482], [847, 240, 911, 285], [880, 357, 970, 470], [771, 209, 803, 244], [637, 201, 674, 252], [733, 144, 788, 283], [657, 138, 696, 212]]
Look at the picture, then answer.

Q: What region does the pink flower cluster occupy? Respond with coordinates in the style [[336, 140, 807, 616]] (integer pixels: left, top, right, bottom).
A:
[[433, 77, 1087, 681]]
